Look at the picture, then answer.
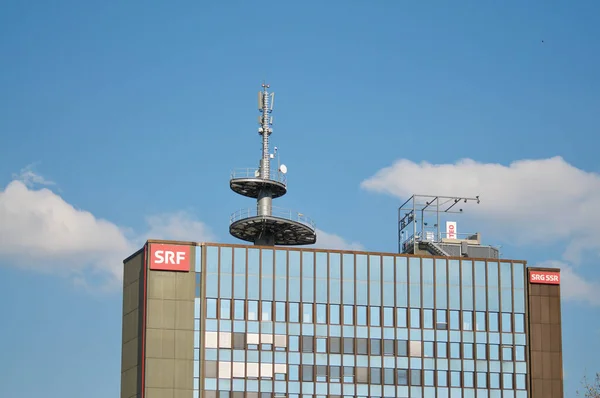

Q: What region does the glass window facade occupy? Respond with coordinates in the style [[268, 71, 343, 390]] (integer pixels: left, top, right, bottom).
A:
[[194, 246, 528, 398]]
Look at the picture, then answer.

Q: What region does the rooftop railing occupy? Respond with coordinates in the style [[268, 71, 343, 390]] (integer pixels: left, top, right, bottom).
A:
[[230, 168, 287, 186], [230, 206, 316, 229]]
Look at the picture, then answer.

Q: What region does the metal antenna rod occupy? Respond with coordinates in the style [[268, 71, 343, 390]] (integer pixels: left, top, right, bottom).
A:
[[259, 83, 272, 180], [256, 83, 274, 226]]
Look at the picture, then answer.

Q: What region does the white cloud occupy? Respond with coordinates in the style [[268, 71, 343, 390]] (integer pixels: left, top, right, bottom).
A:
[[533, 260, 600, 307], [361, 156, 600, 306], [361, 156, 600, 259], [143, 211, 216, 243], [311, 229, 365, 251], [12, 163, 56, 188], [0, 170, 214, 289]]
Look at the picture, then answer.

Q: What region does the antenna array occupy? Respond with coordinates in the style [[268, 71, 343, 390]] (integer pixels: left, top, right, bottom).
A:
[[228, 84, 317, 246]]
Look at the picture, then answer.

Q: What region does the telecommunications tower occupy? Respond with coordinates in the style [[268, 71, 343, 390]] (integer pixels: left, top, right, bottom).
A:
[[229, 83, 317, 246]]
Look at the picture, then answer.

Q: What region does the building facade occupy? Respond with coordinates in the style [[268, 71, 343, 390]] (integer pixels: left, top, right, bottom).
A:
[[120, 240, 564, 398]]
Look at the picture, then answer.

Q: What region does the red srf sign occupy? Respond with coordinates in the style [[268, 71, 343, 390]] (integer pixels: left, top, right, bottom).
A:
[[529, 271, 560, 285], [149, 243, 191, 272]]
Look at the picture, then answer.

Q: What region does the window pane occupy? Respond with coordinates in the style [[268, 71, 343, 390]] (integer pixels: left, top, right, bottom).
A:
[[370, 306, 381, 326], [514, 313, 525, 333], [448, 260, 460, 310], [275, 302, 285, 322], [476, 344, 487, 360], [488, 312, 499, 332], [329, 337, 341, 353], [474, 261, 486, 311], [437, 342, 447, 358], [234, 300, 245, 320], [409, 258, 421, 307], [410, 370, 422, 386], [423, 309, 434, 329], [410, 308, 421, 328], [463, 343, 474, 359], [436, 259, 448, 309], [397, 308, 408, 328], [397, 340, 408, 356], [396, 257, 408, 306], [302, 303, 312, 323], [500, 262, 513, 312], [422, 283, 434, 309], [464, 372, 474, 388], [370, 368, 381, 384], [356, 255, 368, 280], [436, 310, 448, 330], [302, 252, 314, 302], [515, 345, 525, 361], [302, 336, 313, 353], [289, 302, 299, 323], [383, 307, 394, 327], [384, 339, 395, 356], [342, 254, 355, 305], [316, 304, 327, 324], [462, 261, 474, 310], [343, 305, 353, 325], [274, 250, 286, 302], [261, 301, 271, 321], [476, 312, 486, 331], [397, 369, 409, 385], [357, 306, 367, 326], [248, 300, 258, 320], [329, 254, 341, 304], [451, 371, 461, 387], [449, 310, 460, 330], [369, 255, 381, 306], [489, 345, 500, 361], [502, 346, 513, 361], [463, 311, 473, 331], [220, 299, 231, 319], [422, 258, 434, 308], [438, 370, 448, 387], [423, 341, 433, 358], [330, 304, 340, 324], [371, 339, 382, 356], [315, 253, 327, 303], [343, 337, 354, 354], [502, 313, 512, 332], [357, 338, 368, 355], [383, 256, 395, 306], [450, 343, 460, 359]]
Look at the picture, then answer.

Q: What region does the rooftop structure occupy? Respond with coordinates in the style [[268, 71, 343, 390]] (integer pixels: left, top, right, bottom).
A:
[[398, 194, 500, 259], [229, 84, 317, 246]]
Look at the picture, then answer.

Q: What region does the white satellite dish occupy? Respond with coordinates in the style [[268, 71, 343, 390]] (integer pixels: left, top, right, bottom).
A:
[[279, 164, 288, 174]]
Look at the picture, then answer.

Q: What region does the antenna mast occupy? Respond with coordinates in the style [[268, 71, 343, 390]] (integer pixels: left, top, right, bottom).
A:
[[228, 83, 317, 246]]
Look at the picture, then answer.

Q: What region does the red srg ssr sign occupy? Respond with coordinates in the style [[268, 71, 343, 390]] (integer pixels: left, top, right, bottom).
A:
[[149, 244, 191, 272], [529, 271, 560, 285]]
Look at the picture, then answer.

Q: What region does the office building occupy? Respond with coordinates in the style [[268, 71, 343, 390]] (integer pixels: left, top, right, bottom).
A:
[[120, 85, 564, 398]]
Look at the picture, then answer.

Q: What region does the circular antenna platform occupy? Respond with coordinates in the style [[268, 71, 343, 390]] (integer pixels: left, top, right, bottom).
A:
[[230, 168, 287, 199], [230, 216, 316, 245], [229, 208, 317, 246]]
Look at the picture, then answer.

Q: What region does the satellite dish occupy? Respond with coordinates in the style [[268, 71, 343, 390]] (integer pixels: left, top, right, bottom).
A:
[[279, 164, 288, 174]]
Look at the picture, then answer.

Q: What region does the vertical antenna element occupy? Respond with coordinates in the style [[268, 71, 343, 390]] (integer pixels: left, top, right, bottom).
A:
[[258, 83, 274, 180]]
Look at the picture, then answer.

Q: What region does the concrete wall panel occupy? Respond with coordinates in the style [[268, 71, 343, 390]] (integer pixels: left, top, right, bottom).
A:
[[528, 267, 564, 398], [120, 249, 145, 398], [144, 243, 196, 398]]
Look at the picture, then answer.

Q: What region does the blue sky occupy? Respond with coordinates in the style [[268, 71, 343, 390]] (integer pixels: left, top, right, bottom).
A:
[[1, 0, 599, 396]]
